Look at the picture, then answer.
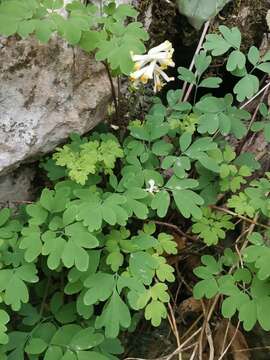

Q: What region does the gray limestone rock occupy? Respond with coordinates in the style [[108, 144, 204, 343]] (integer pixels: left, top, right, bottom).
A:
[[0, 36, 112, 174], [0, 166, 35, 208]]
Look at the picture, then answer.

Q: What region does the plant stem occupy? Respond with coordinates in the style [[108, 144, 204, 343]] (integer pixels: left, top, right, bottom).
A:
[[117, 75, 121, 104], [153, 220, 197, 241], [103, 61, 119, 121], [39, 277, 51, 318]]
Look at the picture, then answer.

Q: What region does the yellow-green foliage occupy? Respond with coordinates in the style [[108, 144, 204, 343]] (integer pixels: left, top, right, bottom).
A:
[[53, 138, 123, 185]]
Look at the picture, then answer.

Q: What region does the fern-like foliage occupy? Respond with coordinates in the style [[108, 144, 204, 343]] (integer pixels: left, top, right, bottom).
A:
[[52, 133, 123, 185]]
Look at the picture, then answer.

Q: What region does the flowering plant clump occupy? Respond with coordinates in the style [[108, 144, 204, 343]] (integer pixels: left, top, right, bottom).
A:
[[130, 40, 175, 92], [1, 0, 270, 358]]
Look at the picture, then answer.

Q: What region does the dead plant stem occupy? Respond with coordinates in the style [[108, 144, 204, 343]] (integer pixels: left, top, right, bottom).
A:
[[182, 21, 210, 101], [168, 302, 182, 360], [217, 321, 240, 360], [211, 206, 270, 230], [240, 81, 270, 109]]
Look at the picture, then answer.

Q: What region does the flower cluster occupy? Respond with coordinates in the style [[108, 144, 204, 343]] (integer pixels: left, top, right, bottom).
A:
[[130, 41, 175, 92], [46, 0, 72, 17], [146, 179, 160, 194]]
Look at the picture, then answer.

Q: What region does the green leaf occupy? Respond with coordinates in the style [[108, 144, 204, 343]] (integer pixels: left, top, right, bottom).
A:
[[76, 194, 102, 231], [84, 272, 115, 305], [199, 77, 222, 88], [193, 277, 219, 299], [106, 251, 124, 272], [145, 300, 167, 326], [70, 327, 104, 350], [257, 63, 270, 74], [17, 19, 35, 38], [170, 156, 191, 178], [26, 203, 48, 226], [0, 264, 38, 311], [95, 290, 131, 338], [179, 132, 192, 152], [51, 324, 81, 346], [35, 19, 55, 43], [178, 67, 196, 84], [194, 51, 211, 75], [173, 189, 204, 219], [43, 221, 99, 272], [226, 50, 246, 71], [62, 19, 82, 44], [196, 255, 221, 275], [167, 89, 183, 106], [132, 233, 157, 250], [40, 187, 70, 213], [234, 152, 261, 170], [25, 338, 48, 355], [227, 193, 255, 218], [60, 350, 76, 360], [155, 257, 175, 282], [233, 268, 252, 283], [129, 252, 158, 285], [152, 140, 173, 156], [0, 310, 9, 345], [185, 137, 218, 158], [221, 291, 249, 318], [239, 299, 257, 331], [44, 346, 63, 360], [196, 96, 226, 113], [77, 352, 108, 360], [177, 0, 231, 30], [243, 245, 270, 280], [65, 222, 99, 249], [42, 231, 65, 270], [123, 190, 149, 220], [247, 46, 260, 66], [20, 226, 42, 262], [0, 14, 18, 36], [192, 208, 234, 245], [166, 177, 199, 190], [257, 297, 270, 330], [248, 232, 264, 245], [219, 25, 241, 49], [96, 22, 148, 75], [204, 33, 231, 55], [233, 74, 259, 102], [113, 4, 138, 20], [79, 30, 105, 52], [0, 209, 11, 227], [151, 190, 170, 218], [156, 233, 177, 255]]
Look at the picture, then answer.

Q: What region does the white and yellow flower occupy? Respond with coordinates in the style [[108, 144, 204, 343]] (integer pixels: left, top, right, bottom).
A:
[[130, 40, 175, 93]]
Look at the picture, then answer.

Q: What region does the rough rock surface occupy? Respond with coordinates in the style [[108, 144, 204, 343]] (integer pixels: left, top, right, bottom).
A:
[[0, 36, 112, 174], [0, 166, 35, 207]]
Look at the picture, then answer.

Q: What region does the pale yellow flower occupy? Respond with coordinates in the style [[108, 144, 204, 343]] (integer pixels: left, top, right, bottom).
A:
[[130, 40, 175, 92]]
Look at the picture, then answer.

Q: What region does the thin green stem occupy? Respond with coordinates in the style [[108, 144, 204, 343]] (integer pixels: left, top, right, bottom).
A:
[[39, 277, 51, 318]]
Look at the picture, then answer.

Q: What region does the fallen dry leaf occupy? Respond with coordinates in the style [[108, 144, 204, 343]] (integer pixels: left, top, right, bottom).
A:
[[213, 319, 250, 359], [179, 297, 202, 317]]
